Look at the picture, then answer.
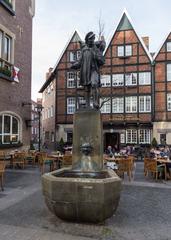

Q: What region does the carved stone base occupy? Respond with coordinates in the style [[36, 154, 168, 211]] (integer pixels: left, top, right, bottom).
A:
[[42, 168, 121, 223]]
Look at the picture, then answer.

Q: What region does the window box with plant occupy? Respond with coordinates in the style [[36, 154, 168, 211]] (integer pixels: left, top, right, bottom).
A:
[[0, 66, 12, 81]]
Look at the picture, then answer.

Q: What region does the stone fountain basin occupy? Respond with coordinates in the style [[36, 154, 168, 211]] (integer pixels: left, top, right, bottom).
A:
[[42, 168, 122, 223]]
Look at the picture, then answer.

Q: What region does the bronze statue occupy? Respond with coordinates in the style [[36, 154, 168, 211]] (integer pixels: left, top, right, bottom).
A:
[[71, 31, 106, 109]]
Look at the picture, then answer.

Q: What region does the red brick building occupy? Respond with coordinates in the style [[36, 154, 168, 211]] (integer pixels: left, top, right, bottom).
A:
[[40, 10, 171, 150], [153, 32, 171, 144], [0, 0, 35, 149]]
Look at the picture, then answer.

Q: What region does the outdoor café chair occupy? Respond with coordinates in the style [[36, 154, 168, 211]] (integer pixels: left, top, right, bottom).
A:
[[116, 158, 133, 181], [0, 151, 5, 161], [25, 151, 36, 166], [0, 161, 5, 191], [12, 152, 26, 169], [62, 155, 72, 167], [144, 158, 165, 180], [37, 152, 54, 174]]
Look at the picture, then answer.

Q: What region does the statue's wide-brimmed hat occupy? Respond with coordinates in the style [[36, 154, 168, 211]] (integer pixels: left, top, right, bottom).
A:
[[85, 32, 95, 42]]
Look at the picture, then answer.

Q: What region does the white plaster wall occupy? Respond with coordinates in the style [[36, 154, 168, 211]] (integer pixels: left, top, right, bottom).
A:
[[153, 122, 171, 144]]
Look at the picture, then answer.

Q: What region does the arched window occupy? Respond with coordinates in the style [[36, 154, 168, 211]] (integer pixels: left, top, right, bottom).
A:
[[0, 114, 19, 144]]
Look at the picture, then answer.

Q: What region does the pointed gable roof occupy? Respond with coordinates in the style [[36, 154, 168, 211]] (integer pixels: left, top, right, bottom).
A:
[[104, 9, 152, 62], [117, 12, 133, 31], [52, 30, 82, 72], [39, 30, 82, 93], [153, 32, 171, 60]]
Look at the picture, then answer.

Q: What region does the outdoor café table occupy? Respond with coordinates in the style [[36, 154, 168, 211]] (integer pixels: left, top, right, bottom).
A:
[[156, 157, 171, 164], [156, 158, 171, 180]]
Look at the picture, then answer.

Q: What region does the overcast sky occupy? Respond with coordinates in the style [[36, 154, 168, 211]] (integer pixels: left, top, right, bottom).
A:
[[32, 0, 171, 100]]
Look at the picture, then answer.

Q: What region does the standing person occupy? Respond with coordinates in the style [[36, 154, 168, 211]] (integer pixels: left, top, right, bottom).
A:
[[71, 31, 106, 109]]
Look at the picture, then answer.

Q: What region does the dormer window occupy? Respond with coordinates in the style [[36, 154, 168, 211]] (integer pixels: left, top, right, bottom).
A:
[[117, 45, 132, 57]]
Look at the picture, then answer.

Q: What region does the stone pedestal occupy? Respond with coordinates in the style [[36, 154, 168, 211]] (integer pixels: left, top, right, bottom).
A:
[[72, 109, 103, 171]]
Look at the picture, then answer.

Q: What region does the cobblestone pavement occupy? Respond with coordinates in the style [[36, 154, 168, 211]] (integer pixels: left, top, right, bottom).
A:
[[0, 163, 171, 240]]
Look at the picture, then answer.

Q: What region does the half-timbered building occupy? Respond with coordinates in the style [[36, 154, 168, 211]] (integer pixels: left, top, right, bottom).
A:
[[153, 32, 171, 145]]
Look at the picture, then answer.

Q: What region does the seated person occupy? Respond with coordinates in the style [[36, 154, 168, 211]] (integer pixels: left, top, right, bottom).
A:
[[149, 148, 156, 158], [105, 145, 114, 158]]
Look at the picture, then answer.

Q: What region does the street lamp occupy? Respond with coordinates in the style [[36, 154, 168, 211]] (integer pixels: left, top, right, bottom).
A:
[[35, 104, 43, 152]]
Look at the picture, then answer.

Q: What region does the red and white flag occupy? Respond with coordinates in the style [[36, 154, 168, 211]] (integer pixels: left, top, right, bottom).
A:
[[13, 66, 20, 82]]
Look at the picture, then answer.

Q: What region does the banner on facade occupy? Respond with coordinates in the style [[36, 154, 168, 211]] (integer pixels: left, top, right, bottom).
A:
[[13, 66, 20, 82]]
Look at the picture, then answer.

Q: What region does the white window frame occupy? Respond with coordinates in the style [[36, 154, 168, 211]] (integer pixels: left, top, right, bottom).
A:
[[117, 45, 132, 57], [117, 46, 124, 57], [126, 129, 137, 144], [139, 96, 151, 112], [139, 129, 151, 144], [100, 98, 111, 113], [125, 73, 137, 86], [139, 72, 151, 85], [112, 97, 124, 113], [167, 64, 171, 82], [167, 93, 171, 111], [67, 97, 76, 114], [67, 72, 76, 88], [31, 113, 34, 120], [0, 114, 20, 144], [76, 71, 82, 88], [48, 108, 51, 118], [69, 50, 81, 62], [125, 96, 137, 113], [112, 74, 124, 87], [167, 42, 171, 52], [125, 45, 132, 56], [47, 86, 51, 94], [101, 75, 111, 87], [0, 24, 15, 68], [120, 133, 125, 144], [50, 106, 54, 117], [77, 96, 85, 108], [4, 35, 11, 62], [31, 127, 34, 135]]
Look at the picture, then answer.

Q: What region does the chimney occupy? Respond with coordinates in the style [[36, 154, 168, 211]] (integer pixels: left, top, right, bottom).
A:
[[46, 67, 53, 80], [142, 36, 149, 50]]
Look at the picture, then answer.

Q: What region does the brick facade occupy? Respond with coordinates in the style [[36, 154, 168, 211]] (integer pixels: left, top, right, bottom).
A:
[[0, 0, 34, 149]]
